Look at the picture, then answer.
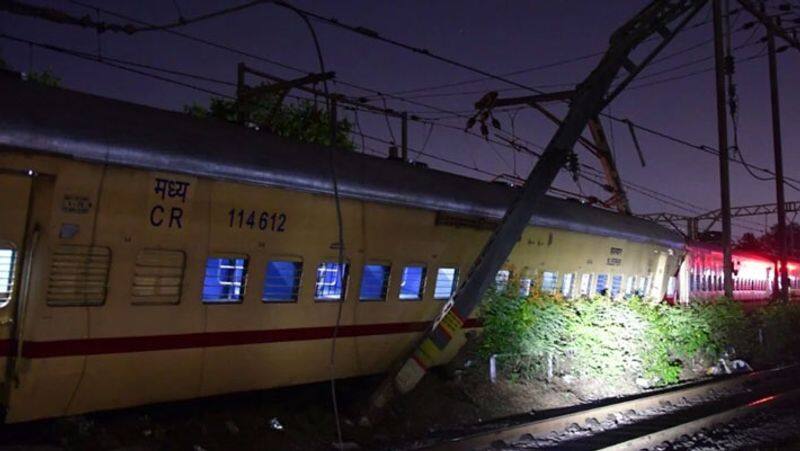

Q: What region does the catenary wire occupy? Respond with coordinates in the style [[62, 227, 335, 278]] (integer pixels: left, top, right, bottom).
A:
[[21, 2, 797, 222]]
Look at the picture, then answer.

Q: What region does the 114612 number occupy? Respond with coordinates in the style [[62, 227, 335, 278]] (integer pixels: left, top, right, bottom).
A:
[[228, 208, 286, 232]]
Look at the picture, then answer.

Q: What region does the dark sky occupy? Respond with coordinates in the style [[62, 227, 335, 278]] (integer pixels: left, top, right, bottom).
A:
[[1, 0, 798, 238]]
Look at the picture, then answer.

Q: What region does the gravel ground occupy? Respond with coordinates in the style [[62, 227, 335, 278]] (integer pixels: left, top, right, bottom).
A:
[[663, 407, 800, 450], [489, 384, 742, 450]]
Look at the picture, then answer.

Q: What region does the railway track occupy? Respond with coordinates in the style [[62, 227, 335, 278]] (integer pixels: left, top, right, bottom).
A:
[[422, 365, 800, 450]]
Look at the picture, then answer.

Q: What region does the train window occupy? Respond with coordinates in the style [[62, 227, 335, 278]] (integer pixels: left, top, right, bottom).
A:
[[625, 276, 635, 296], [0, 247, 15, 307], [579, 274, 592, 296], [637, 276, 646, 295], [562, 273, 575, 298], [359, 264, 391, 301], [47, 245, 111, 306], [495, 270, 511, 290], [541, 271, 558, 294], [202, 256, 248, 303], [263, 260, 303, 302], [611, 275, 623, 298], [433, 267, 459, 300], [595, 274, 608, 295], [519, 278, 532, 297], [399, 265, 426, 300], [131, 249, 185, 305], [315, 262, 349, 301]]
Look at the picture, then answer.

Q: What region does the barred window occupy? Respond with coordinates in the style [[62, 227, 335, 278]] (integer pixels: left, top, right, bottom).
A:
[[495, 269, 510, 290], [359, 264, 390, 301], [0, 247, 15, 306], [611, 275, 623, 298], [595, 274, 609, 294], [315, 261, 349, 301], [541, 271, 558, 293], [637, 276, 647, 294], [433, 267, 458, 300], [625, 276, 635, 295], [519, 278, 532, 297], [132, 249, 185, 305], [48, 245, 111, 306], [399, 265, 426, 300], [263, 260, 302, 302], [579, 273, 593, 296], [202, 256, 248, 303], [561, 273, 575, 298]]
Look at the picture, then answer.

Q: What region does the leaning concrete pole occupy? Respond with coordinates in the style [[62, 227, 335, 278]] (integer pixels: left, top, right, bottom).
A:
[[364, 0, 709, 421]]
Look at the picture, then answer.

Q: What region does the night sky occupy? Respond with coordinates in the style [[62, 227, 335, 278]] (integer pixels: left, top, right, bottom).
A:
[[2, 0, 798, 238]]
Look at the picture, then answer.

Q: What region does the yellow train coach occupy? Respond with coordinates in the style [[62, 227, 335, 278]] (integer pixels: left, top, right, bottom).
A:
[[0, 76, 685, 422]]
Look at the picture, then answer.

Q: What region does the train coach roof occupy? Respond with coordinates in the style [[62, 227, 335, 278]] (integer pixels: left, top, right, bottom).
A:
[[0, 76, 684, 248]]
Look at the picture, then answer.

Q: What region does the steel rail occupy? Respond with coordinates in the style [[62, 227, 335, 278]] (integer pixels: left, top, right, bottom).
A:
[[601, 387, 800, 450], [426, 366, 796, 451]]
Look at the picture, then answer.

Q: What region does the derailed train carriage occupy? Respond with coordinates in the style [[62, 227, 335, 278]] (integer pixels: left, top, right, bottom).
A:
[[0, 75, 687, 421]]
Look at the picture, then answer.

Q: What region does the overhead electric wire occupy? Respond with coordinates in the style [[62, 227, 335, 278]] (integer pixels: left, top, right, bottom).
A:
[[624, 45, 767, 90], [367, 5, 733, 99], [0, 32, 237, 87], [394, 30, 756, 104], [65, 0, 310, 76], [281, 1, 800, 196], [389, 24, 752, 104], [21, 0, 797, 226], [1, 0, 266, 35], [0, 33, 238, 99], [359, 128, 763, 232], [6, 32, 767, 234], [376, 18, 743, 102], [268, 2, 800, 197]]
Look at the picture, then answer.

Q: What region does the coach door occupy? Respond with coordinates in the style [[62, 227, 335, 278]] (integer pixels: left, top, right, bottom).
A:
[[0, 172, 33, 387], [650, 253, 668, 299]]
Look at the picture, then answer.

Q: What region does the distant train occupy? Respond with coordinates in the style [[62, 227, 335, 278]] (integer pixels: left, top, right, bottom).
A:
[[669, 242, 800, 303], [0, 75, 788, 422]]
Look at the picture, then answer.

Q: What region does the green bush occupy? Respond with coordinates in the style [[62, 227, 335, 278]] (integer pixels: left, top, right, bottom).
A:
[[754, 303, 800, 364], [480, 290, 758, 386]]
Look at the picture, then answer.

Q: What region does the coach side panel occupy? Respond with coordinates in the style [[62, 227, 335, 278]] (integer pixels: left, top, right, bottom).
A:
[[1, 151, 681, 421]]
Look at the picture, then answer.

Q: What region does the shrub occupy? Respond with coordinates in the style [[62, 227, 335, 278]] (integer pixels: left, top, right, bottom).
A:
[[754, 303, 800, 364], [480, 290, 754, 387]]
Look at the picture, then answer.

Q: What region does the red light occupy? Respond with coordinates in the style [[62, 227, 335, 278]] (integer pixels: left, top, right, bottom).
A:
[[747, 395, 777, 407]]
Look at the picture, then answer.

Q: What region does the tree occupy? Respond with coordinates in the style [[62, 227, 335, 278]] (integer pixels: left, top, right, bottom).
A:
[[25, 69, 61, 87], [736, 232, 764, 252], [185, 89, 355, 150], [0, 57, 61, 87], [735, 222, 800, 258]]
